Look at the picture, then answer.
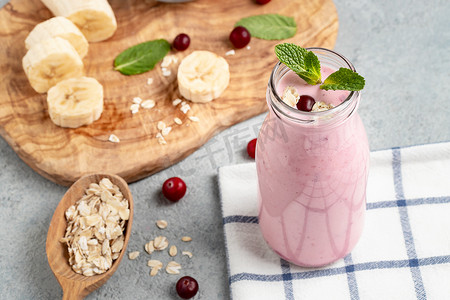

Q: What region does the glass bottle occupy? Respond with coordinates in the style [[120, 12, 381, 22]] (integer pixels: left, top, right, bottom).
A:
[[256, 48, 369, 267]]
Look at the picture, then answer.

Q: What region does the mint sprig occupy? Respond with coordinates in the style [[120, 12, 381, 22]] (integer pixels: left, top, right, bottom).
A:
[[320, 68, 365, 91], [275, 43, 321, 85], [235, 14, 297, 40], [114, 39, 170, 75], [275, 43, 365, 91]]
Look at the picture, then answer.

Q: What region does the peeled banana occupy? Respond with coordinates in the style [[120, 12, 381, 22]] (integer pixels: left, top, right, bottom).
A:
[[177, 51, 230, 103], [22, 37, 84, 93], [40, 0, 117, 42], [47, 76, 104, 128], [25, 16, 88, 59]]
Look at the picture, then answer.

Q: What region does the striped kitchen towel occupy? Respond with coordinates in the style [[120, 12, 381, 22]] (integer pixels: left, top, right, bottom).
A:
[[218, 142, 450, 300]]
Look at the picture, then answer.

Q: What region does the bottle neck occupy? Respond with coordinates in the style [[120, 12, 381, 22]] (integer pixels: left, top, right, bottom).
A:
[[267, 48, 361, 129]]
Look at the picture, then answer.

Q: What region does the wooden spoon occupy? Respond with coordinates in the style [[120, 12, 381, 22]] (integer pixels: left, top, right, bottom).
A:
[[46, 174, 134, 300]]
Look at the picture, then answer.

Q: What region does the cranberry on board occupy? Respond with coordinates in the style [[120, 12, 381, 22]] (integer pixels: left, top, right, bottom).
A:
[[296, 95, 316, 112], [162, 177, 187, 202], [247, 138, 257, 159], [255, 0, 271, 4], [176, 276, 199, 299], [229, 26, 251, 49], [173, 33, 190, 51]]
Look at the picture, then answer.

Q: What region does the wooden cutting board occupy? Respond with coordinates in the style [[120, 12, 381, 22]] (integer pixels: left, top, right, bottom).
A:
[[0, 0, 338, 186]]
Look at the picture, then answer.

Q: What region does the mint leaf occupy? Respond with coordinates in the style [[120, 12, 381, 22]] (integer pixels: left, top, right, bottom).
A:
[[302, 51, 322, 85], [275, 43, 307, 74], [320, 68, 365, 91], [275, 43, 307, 73], [235, 14, 297, 40], [114, 39, 170, 75], [275, 43, 321, 85]]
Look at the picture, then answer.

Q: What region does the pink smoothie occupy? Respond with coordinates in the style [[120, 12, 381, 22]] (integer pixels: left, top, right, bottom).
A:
[[256, 65, 369, 267]]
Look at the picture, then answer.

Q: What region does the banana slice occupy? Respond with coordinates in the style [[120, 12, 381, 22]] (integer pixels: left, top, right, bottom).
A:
[[177, 50, 230, 103], [47, 76, 104, 128], [40, 0, 117, 42], [25, 16, 88, 58], [22, 37, 84, 93]]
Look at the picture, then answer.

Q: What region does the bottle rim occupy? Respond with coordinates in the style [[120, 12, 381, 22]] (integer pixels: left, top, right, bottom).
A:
[[268, 47, 360, 124]]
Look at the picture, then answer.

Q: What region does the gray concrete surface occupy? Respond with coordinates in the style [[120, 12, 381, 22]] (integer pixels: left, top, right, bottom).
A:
[[1, 0, 449, 299]]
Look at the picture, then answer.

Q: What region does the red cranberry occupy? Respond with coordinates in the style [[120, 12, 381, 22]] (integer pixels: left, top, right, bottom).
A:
[[176, 276, 199, 299], [247, 138, 257, 159], [255, 0, 271, 3], [296, 95, 316, 112], [173, 33, 190, 51], [162, 177, 186, 202], [229, 26, 251, 49]]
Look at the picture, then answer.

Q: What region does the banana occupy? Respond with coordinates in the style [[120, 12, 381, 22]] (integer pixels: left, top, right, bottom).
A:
[[22, 37, 84, 93], [25, 16, 88, 59], [177, 51, 230, 103], [47, 76, 104, 128], [40, 0, 117, 42]]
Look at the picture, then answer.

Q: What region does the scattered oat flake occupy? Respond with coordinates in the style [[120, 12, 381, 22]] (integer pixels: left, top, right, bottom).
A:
[[154, 236, 169, 250], [145, 240, 155, 254], [169, 245, 177, 257], [166, 261, 181, 275], [156, 220, 168, 229], [128, 251, 140, 260], [155, 132, 167, 145], [246, 45, 251, 50], [161, 58, 171, 68], [162, 126, 172, 136], [108, 134, 120, 143], [282, 86, 299, 108], [182, 251, 193, 258], [148, 259, 163, 277], [161, 55, 177, 68], [225, 49, 235, 56], [133, 97, 143, 104], [172, 98, 182, 106], [157, 121, 166, 130], [180, 104, 190, 114], [162, 68, 171, 77], [312, 101, 335, 112], [148, 259, 163, 268], [150, 267, 159, 276], [130, 103, 140, 113], [188, 116, 199, 122], [147, 78, 154, 85], [141, 99, 155, 109], [174, 117, 182, 125], [181, 236, 192, 242]]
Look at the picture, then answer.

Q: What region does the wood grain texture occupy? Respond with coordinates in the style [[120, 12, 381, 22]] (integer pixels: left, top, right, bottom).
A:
[[45, 173, 133, 300], [0, 0, 338, 186]]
